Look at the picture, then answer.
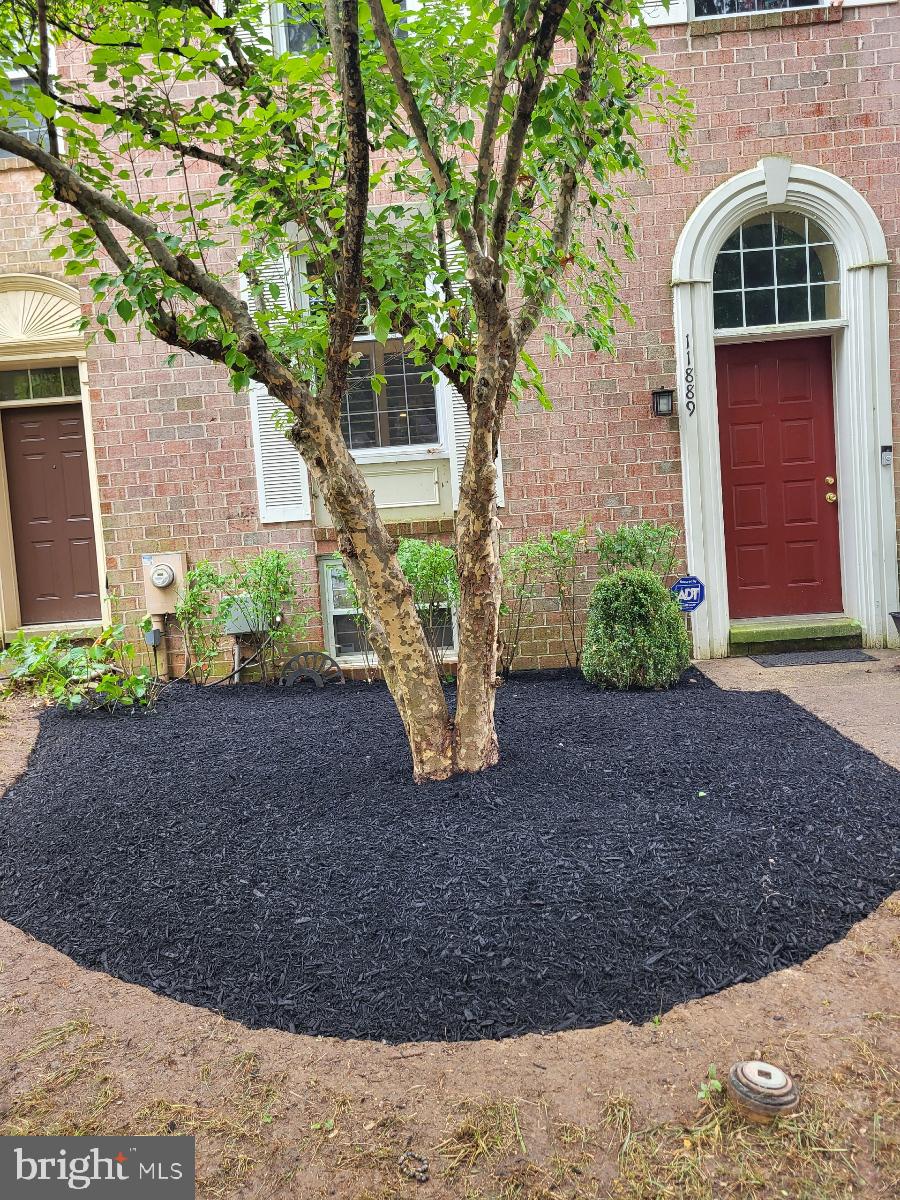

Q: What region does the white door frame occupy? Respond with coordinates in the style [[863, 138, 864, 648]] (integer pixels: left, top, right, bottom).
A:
[[671, 159, 898, 658], [0, 274, 109, 639]]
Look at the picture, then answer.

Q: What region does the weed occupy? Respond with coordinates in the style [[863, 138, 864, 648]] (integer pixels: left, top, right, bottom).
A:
[[697, 1063, 723, 1104]]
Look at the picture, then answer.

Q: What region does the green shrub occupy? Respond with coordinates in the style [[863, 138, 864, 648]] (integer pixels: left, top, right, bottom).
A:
[[173, 559, 226, 684], [498, 538, 546, 679], [221, 549, 313, 683], [582, 568, 691, 690], [595, 521, 679, 580], [533, 524, 588, 667], [173, 550, 314, 684]]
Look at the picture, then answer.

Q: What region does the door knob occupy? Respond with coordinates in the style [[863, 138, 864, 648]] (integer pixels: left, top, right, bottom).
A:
[[825, 491, 837, 504], [825, 475, 835, 485]]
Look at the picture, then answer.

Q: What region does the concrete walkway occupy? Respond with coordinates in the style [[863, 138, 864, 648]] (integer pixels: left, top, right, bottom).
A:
[[700, 648, 900, 769]]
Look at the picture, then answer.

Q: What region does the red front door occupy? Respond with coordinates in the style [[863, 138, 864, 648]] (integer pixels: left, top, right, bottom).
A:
[[716, 337, 842, 619]]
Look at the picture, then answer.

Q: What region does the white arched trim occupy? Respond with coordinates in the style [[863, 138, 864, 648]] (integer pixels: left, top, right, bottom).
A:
[[672, 159, 898, 657], [0, 273, 83, 365]]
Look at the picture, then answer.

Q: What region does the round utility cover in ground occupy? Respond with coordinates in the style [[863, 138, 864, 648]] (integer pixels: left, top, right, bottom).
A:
[[0, 675, 897, 1042]]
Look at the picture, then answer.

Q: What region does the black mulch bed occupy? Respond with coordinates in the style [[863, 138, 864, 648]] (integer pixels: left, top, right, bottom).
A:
[[1, 672, 898, 1043]]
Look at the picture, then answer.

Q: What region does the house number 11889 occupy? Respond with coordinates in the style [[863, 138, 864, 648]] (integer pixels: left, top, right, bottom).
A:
[[684, 333, 696, 416]]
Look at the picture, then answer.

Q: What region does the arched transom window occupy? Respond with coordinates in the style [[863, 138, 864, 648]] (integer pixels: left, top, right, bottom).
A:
[[712, 212, 839, 331]]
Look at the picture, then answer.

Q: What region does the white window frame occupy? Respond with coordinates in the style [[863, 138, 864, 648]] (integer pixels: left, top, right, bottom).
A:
[[320, 554, 457, 665], [711, 210, 840, 333], [640, 0, 899, 24], [690, 0, 826, 18]]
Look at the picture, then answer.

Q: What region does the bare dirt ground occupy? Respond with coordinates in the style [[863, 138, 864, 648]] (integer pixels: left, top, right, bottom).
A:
[[1, 658, 898, 1199]]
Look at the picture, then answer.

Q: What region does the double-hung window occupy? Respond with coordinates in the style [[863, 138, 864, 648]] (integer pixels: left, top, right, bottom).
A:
[[343, 337, 441, 454]]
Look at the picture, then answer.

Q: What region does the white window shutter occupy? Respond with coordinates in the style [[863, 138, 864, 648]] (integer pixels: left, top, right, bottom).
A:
[[242, 252, 311, 523], [443, 376, 505, 510]]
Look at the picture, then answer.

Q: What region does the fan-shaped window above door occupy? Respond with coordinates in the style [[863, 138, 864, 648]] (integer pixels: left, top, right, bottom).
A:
[[712, 212, 839, 331]]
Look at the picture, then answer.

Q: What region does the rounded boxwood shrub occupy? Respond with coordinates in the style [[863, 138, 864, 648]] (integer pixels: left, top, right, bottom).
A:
[[582, 568, 691, 690]]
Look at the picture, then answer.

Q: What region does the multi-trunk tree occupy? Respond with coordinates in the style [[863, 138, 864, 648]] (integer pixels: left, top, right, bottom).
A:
[[0, 0, 689, 778]]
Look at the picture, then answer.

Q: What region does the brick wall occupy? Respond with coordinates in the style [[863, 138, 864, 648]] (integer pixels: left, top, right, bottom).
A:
[[0, 4, 897, 669]]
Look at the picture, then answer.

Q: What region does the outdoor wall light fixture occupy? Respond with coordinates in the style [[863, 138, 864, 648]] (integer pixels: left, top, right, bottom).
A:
[[652, 388, 674, 417]]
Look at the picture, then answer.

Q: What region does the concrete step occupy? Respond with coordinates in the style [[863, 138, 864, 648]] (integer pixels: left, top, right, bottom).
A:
[[729, 614, 863, 657]]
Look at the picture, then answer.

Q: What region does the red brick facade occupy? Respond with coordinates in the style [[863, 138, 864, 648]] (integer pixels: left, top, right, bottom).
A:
[[0, 3, 897, 666]]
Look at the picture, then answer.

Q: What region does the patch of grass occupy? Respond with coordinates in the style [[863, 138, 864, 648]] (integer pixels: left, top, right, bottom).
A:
[[438, 1099, 528, 1173], [17, 1019, 93, 1062], [602, 1093, 635, 1149], [3, 1026, 119, 1139], [605, 1090, 867, 1200]]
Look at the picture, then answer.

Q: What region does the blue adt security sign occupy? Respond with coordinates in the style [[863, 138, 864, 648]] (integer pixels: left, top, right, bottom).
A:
[[671, 575, 705, 612]]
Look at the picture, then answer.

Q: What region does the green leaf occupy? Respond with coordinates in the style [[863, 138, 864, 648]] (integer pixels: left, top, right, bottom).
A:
[[33, 93, 57, 120]]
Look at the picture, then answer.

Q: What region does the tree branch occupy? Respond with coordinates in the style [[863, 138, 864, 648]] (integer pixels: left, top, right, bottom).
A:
[[0, 125, 261, 353], [368, 0, 483, 271], [34, 0, 59, 156], [473, 0, 542, 249], [490, 0, 571, 255], [319, 0, 369, 417], [84, 212, 231, 363], [514, 12, 616, 348]]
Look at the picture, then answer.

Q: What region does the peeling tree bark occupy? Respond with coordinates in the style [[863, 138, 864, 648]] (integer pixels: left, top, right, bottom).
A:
[[287, 404, 455, 782]]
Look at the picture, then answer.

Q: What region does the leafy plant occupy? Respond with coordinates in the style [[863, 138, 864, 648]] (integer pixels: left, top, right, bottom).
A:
[[698, 1064, 723, 1104], [595, 521, 680, 580], [534, 524, 588, 669], [220, 549, 314, 684], [0, 625, 161, 713], [498, 538, 546, 679], [173, 560, 226, 684], [582, 568, 691, 690], [396, 539, 459, 677], [332, 564, 378, 683]]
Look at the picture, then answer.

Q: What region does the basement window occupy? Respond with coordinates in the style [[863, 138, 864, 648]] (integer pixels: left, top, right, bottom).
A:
[[321, 557, 455, 662]]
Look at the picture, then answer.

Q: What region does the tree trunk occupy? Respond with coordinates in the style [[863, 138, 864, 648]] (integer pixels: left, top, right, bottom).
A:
[[452, 335, 508, 773], [291, 407, 455, 781]]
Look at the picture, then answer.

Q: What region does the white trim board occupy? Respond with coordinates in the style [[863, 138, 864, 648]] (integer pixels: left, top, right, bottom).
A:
[[671, 158, 898, 658]]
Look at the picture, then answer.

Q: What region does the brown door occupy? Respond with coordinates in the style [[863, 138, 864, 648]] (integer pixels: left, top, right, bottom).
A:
[[716, 337, 842, 619], [2, 404, 101, 624]]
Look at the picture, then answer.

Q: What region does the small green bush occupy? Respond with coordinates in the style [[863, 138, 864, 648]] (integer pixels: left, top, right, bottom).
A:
[[582, 568, 691, 690], [0, 625, 160, 712]]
